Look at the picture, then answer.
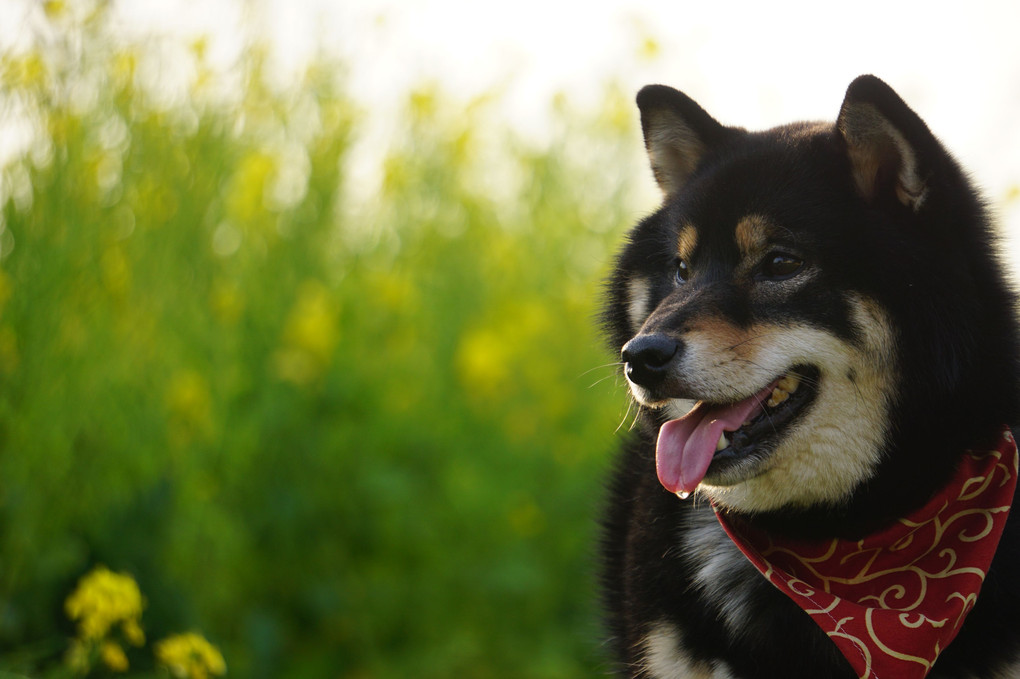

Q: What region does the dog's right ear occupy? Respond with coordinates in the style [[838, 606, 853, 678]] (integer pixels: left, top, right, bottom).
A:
[[637, 85, 734, 198], [836, 75, 934, 211]]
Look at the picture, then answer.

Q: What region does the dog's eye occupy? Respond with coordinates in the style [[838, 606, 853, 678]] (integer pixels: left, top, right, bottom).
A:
[[674, 259, 689, 284], [760, 253, 804, 281]]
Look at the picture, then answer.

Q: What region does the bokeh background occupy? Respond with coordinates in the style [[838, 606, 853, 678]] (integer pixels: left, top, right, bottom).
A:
[[1, 1, 1019, 677]]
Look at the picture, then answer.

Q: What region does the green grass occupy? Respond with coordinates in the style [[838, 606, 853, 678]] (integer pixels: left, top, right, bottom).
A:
[[0, 6, 647, 678]]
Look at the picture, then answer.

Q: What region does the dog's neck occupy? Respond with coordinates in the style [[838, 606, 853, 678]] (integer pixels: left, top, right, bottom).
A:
[[725, 427, 1014, 541]]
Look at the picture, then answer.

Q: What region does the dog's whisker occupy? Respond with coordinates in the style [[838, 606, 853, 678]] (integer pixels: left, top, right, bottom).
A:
[[724, 332, 779, 351], [615, 398, 637, 434], [627, 409, 640, 432], [578, 361, 625, 380], [589, 373, 621, 390]]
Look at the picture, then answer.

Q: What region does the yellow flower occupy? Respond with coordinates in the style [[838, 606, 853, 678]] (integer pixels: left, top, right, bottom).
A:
[[43, 0, 66, 18], [638, 35, 661, 61], [64, 566, 145, 641], [156, 632, 227, 679], [122, 617, 146, 647], [283, 282, 338, 364], [100, 640, 129, 672], [100, 245, 132, 299], [273, 281, 339, 384], [456, 300, 554, 400], [165, 370, 212, 426], [209, 279, 245, 325], [112, 50, 137, 89], [2, 53, 46, 90], [226, 151, 274, 224], [456, 326, 511, 398]]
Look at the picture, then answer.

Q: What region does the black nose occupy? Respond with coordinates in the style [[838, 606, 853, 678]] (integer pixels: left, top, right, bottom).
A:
[[621, 334, 680, 388]]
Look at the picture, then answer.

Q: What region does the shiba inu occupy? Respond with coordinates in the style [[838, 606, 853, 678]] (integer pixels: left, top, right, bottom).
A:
[[600, 76, 1020, 678]]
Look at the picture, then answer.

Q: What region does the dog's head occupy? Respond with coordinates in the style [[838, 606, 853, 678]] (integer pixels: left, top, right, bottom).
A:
[[606, 76, 1020, 515]]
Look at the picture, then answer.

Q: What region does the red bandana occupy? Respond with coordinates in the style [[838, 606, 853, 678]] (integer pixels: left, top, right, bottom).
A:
[[715, 428, 1018, 679]]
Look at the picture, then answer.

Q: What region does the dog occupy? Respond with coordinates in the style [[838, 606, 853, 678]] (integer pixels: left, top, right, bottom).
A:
[[600, 76, 1020, 678]]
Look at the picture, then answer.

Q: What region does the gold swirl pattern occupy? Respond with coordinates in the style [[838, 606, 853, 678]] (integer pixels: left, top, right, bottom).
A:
[[716, 428, 1018, 679]]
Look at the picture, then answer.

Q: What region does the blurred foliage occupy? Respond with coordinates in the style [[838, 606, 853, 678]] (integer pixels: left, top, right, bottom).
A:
[[0, 2, 645, 677]]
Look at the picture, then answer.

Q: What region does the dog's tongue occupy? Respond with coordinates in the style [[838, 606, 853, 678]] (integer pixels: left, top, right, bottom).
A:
[[656, 387, 772, 496]]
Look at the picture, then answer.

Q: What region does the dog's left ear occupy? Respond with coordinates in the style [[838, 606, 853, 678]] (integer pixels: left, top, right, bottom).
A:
[[837, 75, 934, 211]]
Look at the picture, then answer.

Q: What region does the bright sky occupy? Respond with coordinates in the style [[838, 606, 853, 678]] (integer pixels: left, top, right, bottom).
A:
[[8, 0, 1020, 248], [308, 1, 1020, 255]]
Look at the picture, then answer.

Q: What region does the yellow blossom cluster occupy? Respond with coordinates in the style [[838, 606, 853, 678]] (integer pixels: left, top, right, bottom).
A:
[[273, 280, 340, 385], [65, 566, 145, 643], [64, 567, 226, 677], [64, 566, 145, 673], [155, 632, 228, 679]]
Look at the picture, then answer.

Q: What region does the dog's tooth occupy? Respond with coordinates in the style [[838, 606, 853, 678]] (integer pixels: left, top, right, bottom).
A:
[[777, 374, 800, 393], [767, 387, 789, 408], [716, 432, 729, 451]]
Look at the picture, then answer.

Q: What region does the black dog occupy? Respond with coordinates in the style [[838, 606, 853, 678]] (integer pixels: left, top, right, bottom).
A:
[[600, 76, 1020, 678]]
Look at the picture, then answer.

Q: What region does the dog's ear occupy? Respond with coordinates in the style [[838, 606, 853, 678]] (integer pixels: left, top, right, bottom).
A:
[[637, 85, 733, 198], [837, 75, 934, 211]]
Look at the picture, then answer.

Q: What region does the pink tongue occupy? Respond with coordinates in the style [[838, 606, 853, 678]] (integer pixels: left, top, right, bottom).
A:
[[656, 385, 774, 496]]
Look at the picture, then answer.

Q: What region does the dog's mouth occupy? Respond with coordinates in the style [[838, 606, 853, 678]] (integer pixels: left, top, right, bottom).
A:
[[656, 365, 820, 498]]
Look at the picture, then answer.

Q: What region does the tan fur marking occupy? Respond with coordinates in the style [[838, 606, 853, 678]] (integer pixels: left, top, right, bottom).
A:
[[733, 214, 772, 258], [627, 277, 652, 332], [677, 224, 698, 259], [687, 318, 754, 361], [679, 318, 767, 404]]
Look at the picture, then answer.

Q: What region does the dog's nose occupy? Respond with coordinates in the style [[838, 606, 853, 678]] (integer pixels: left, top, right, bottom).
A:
[[621, 334, 681, 388]]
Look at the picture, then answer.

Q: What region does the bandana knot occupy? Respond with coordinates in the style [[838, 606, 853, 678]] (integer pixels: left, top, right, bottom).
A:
[[716, 428, 1018, 679]]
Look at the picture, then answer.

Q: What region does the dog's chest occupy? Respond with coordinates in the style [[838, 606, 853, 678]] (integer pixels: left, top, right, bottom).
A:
[[679, 507, 762, 636], [634, 506, 762, 677]]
